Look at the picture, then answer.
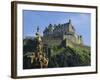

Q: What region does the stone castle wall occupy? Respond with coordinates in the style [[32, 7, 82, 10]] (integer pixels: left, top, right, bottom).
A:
[[43, 38, 62, 47]]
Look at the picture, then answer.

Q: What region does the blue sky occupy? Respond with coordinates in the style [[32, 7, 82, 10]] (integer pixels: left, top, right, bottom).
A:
[[23, 10, 91, 46]]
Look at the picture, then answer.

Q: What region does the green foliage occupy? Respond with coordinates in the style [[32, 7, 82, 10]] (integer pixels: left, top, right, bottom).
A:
[[72, 47, 91, 66], [51, 45, 65, 56], [48, 46, 91, 67]]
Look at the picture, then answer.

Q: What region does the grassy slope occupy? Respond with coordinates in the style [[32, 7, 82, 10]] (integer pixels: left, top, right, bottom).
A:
[[48, 45, 91, 68]]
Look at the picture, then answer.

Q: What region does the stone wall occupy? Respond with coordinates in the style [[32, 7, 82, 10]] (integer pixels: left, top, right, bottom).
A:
[[43, 39, 62, 47]]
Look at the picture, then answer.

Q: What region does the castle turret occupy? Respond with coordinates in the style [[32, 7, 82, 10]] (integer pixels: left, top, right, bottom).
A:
[[67, 19, 75, 34], [69, 19, 71, 25], [48, 24, 54, 32], [78, 35, 83, 44], [79, 35, 83, 44]]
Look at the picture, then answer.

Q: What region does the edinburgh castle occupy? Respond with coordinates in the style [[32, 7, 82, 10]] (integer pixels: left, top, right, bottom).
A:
[[43, 19, 83, 47]]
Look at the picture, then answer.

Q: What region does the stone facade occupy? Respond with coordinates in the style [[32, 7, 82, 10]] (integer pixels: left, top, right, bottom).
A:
[[43, 19, 83, 47]]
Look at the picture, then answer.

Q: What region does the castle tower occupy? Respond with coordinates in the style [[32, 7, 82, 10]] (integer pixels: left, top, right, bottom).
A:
[[78, 35, 83, 44], [69, 19, 71, 25], [48, 24, 54, 32], [68, 19, 75, 33], [79, 35, 83, 44]]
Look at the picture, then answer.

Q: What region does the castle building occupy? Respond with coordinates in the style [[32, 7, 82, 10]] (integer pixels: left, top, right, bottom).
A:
[[43, 19, 83, 47]]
